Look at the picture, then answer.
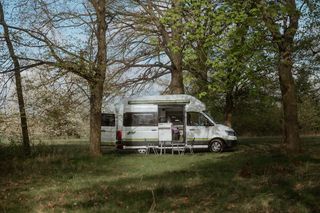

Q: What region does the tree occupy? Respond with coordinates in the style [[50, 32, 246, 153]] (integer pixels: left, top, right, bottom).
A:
[[182, 0, 275, 128], [118, 0, 186, 94], [0, 1, 30, 155], [259, 0, 301, 152], [2, 0, 110, 156], [23, 70, 90, 138], [87, 0, 108, 156]]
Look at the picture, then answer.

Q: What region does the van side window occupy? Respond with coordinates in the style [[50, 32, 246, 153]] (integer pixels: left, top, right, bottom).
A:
[[101, 113, 115, 126], [187, 112, 212, 126], [123, 112, 157, 126]]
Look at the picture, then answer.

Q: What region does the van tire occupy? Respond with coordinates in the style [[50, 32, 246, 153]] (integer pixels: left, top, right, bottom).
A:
[[209, 139, 224, 153], [137, 149, 147, 154]]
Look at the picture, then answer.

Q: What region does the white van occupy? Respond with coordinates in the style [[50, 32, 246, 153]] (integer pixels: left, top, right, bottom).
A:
[[101, 95, 237, 152]]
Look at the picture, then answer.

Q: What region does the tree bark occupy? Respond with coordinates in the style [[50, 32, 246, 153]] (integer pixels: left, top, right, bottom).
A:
[[89, 81, 104, 156], [0, 2, 31, 155], [224, 92, 233, 128], [166, 38, 184, 94], [89, 0, 107, 156], [278, 47, 301, 152], [168, 64, 184, 94], [167, 0, 184, 94]]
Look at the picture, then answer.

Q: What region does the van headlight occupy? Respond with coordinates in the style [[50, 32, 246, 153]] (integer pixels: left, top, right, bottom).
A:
[[225, 130, 236, 136]]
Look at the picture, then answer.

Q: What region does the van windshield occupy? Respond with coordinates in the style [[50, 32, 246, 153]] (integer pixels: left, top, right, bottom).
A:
[[203, 111, 215, 123]]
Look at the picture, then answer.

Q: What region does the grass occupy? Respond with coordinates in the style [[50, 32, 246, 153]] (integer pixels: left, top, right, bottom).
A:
[[0, 137, 319, 213]]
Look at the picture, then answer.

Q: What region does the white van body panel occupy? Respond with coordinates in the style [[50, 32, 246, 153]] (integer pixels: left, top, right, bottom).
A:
[[186, 125, 209, 142], [208, 124, 237, 141], [101, 125, 116, 144], [122, 126, 159, 143], [101, 105, 116, 145]]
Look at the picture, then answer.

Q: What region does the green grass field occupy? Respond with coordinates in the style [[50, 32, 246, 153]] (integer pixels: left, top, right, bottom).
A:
[[0, 137, 319, 212]]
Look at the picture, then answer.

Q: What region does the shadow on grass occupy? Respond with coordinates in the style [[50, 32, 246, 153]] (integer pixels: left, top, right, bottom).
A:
[[1, 138, 320, 212], [53, 150, 320, 212]]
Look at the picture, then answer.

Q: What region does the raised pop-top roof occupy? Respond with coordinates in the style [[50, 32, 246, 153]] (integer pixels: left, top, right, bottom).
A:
[[125, 94, 206, 112]]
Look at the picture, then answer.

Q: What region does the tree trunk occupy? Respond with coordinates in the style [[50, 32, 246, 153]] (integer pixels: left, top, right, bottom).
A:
[[168, 65, 184, 94], [224, 92, 233, 128], [13, 59, 31, 156], [261, 0, 301, 153], [167, 1, 184, 94], [0, 2, 31, 155], [278, 47, 301, 152], [89, 0, 107, 156], [89, 82, 104, 156]]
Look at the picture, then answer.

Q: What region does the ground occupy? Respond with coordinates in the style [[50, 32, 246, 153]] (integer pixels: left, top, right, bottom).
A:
[[0, 137, 319, 212]]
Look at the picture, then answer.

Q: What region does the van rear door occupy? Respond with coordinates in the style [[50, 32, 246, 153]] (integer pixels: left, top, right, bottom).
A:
[[101, 113, 116, 145]]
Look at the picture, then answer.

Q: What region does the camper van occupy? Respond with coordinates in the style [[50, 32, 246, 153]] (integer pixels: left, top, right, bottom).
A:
[[101, 95, 237, 153]]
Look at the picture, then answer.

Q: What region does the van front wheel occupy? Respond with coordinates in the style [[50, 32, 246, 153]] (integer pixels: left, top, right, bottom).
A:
[[209, 139, 224, 153]]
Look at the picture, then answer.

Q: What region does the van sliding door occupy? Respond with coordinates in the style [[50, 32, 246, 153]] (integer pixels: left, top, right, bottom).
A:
[[122, 112, 158, 147]]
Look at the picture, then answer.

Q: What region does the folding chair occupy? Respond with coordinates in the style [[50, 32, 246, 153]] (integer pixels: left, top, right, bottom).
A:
[[184, 137, 195, 154], [146, 143, 159, 155], [171, 142, 185, 155]]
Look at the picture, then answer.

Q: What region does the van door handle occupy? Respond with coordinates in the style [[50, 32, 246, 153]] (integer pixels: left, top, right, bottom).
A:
[[151, 129, 157, 131], [189, 129, 196, 131], [128, 131, 136, 134]]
